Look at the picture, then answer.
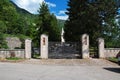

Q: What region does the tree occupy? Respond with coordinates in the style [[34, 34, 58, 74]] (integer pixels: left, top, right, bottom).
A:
[[37, 2, 51, 35], [0, 0, 33, 35], [65, 0, 90, 42], [65, 0, 117, 46], [0, 20, 7, 33], [0, 32, 8, 49], [0, 0, 20, 34], [36, 2, 60, 43], [103, 14, 120, 48], [49, 13, 60, 41]]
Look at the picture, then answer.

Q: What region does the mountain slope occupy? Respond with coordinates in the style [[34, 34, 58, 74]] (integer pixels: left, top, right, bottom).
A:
[[10, 0, 65, 31], [10, 1, 32, 15]]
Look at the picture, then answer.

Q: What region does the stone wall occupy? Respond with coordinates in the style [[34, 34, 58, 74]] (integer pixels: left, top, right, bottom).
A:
[[104, 48, 120, 58], [0, 49, 25, 59], [6, 37, 22, 49], [98, 38, 120, 58], [0, 38, 32, 59]]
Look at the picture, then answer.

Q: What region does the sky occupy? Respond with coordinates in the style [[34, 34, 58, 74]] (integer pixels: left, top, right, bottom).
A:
[[11, 0, 68, 20]]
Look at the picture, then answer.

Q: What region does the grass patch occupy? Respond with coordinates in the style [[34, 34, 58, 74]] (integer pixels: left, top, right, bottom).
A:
[[108, 57, 118, 63], [3, 34, 30, 39], [32, 54, 40, 59], [6, 57, 22, 60]]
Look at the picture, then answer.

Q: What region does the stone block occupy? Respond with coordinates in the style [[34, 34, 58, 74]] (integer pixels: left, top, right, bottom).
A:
[[25, 39, 32, 59], [98, 38, 105, 58], [82, 34, 89, 59], [41, 34, 48, 59]]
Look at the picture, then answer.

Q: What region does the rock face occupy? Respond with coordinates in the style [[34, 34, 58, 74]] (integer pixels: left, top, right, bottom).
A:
[[6, 37, 22, 49]]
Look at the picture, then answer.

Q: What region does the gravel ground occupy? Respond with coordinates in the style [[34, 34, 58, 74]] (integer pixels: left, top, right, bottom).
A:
[[0, 59, 120, 80], [19, 58, 119, 66]]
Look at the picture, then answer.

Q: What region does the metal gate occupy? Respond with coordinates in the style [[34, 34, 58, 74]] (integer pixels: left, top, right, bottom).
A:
[[90, 47, 98, 58], [48, 42, 81, 59], [31, 42, 40, 59], [90, 40, 99, 58]]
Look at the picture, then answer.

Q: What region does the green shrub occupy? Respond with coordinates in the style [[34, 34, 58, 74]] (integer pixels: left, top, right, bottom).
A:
[[6, 57, 22, 60], [0, 33, 8, 49], [108, 57, 118, 63]]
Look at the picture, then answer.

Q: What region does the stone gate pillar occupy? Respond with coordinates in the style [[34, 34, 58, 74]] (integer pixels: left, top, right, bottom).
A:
[[40, 34, 48, 59], [25, 39, 32, 59], [98, 38, 105, 58], [82, 34, 89, 59]]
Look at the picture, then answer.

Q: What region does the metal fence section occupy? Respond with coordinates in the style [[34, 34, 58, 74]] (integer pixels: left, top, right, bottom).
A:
[[48, 42, 81, 59]]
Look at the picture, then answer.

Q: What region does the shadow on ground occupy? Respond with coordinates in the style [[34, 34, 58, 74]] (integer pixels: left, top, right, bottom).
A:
[[104, 67, 120, 73]]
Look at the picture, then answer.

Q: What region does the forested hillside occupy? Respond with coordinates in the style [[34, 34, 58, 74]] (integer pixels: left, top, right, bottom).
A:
[[0, 0, 65, 48]]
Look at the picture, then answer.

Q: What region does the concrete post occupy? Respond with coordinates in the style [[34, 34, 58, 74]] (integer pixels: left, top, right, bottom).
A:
[[25, 39, 32, 59], [40, 34, 48, 59], [82, 34, 89, 59], [98, 38, 105, 58]]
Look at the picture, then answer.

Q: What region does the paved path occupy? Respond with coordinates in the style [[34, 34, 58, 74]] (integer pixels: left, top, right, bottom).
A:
[[20, 59, 119, 66], [0, 59, 120, 80]]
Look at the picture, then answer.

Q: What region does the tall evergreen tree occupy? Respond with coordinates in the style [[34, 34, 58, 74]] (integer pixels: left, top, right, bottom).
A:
[[49, 13, 60, 41], [65, 0, 117, 46], [36, 2, 60, 42], [65, 0, 89, 42], [37, 2, 50, 35]]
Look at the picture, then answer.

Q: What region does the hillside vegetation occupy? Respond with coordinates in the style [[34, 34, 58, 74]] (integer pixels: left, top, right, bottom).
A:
[[0, 0, 65, 48]]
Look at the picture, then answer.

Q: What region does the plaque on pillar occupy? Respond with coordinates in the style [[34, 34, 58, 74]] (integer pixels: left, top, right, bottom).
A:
[[40, 34, 48, 59], [25, 39, 32, 59], [82, 34, 89, 59]]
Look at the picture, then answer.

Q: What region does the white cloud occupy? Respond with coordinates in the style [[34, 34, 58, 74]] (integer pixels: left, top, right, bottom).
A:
[[51, 11, 56, 13], [56, 15, 68, 20], [51, 11, 68, 20], [12, 0, 68, 20], [57, 10, 68, 20], [46, 2, 56, 8], [58, 10, 66, 15], [12, 0, 44, 14]]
